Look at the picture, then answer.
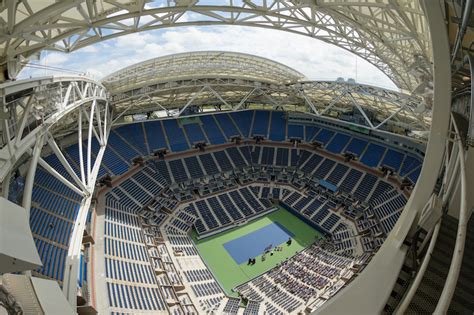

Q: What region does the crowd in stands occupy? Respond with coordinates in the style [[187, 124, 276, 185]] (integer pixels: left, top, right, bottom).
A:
[[237, 240, 357, 313]]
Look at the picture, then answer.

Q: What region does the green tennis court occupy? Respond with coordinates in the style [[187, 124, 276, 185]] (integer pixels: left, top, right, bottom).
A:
[[191, 207, 323, 296]]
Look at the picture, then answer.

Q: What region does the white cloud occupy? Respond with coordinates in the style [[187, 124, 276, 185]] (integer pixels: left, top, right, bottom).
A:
[[41, 52, 70, 65], [80, 45, 98, 53], [18, 26, 397, 90]]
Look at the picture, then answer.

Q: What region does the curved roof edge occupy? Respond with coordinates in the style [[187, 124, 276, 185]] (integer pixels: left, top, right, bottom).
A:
[[101, 51, 307, 93]]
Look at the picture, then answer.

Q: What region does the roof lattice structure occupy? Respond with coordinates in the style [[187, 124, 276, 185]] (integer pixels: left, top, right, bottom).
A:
[[102, 51, 306, 94], [0, 0, 431, 91]]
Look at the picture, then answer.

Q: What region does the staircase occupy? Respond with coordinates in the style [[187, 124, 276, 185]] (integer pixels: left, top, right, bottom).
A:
[[405, 214, 474, 313]]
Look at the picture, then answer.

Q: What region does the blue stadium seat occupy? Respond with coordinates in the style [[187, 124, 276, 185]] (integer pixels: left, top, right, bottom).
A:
[[326, 163, 349, 185], [360, 143, 386, 167], [353, 173, 378, 201], [238, 146, 253, 165], [30, 163, 83, 283], [314, 128, 335, 145], [184, 156, 205, 178], [30, 207, 73, 246], [408, 166, 421, 183], [326, 133, 351, 154], [275, 148, 289, 166], [143, 121, 169, 152], [230, 111, 254, 138], [268, 111, 286, 141], [183, 123, 207, 145], [339, 169, 363, 193], [300, 154, 323, 174], [305, 126, 320, 142], [287, 124, 304, 140], [251, 146, 261, 164], [34, 239, 67, 282], [226, 147, 247, 168], [213, 151, 233, 171], [290, 149, 299, 167], [153, 160, 171, 183], [168, 159, 189, 182], [214, 113, 241, 138], [314, 159, 335, 179], [200, 115, 227, 144], [108, 131, 142, 161], [260, 147, 275, 165], [64, 140, 89, 176], [162, 119, 190, 152], [381, 149, 404, 172], [101, 146, 129, 175], [199, 153, 220, 175], [251, 110, 270, 137], [344, 137, 368, 156], [114, 123, 149, 156], [400, 155, 422, 176]]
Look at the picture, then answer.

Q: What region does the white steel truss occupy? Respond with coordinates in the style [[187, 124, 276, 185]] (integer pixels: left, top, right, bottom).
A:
[[0, 76, 108, 182], [109, 77, 429, 132], [0, 75, 110, 308], [102, 51, 306, 93], [0, 0, 430, 91]]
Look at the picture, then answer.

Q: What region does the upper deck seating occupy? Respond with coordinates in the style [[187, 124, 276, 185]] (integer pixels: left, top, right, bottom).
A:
[[314, 129, 335, 145], [326, 133, 351, 154], [344, 137, 368, 156], [200, 115, 227, 145], [381, 149, 404, 172], [114, 123, 149, 156], [251, 110, 270, 137], [183, 123, 207, 145], [162, 119, 189, 152], [231, 111, 254, 138], [214, 113, 241, 139], [288, 124, 304, 140], [360, 143, 386, 167], [144, 120, 168, 152], [269, 111, 286, 141]]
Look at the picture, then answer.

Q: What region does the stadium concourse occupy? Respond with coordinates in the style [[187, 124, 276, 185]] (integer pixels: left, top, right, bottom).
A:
[[21, 105, 422, 314]]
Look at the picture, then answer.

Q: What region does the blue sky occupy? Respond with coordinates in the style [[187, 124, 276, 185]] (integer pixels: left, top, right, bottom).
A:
[[19, 26, 397, 90]]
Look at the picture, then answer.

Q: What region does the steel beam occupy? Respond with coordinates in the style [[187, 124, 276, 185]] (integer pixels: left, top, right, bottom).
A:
[[0, 1, 431, 90]]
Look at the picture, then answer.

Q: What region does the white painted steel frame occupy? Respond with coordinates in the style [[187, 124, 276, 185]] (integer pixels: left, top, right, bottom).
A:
[[0, 75, 110, 308], [0, 0, 430, 91], [315, 1, 451, 313], [109, 76, 428, 131], [0, 76, 107, 182]]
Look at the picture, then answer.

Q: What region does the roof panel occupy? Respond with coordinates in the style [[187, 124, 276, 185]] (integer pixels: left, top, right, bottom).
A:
[[102, 51, 307, 93]]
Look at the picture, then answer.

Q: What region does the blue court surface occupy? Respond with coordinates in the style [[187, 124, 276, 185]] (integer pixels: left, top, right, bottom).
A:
[[223, 222, 294, 264]]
